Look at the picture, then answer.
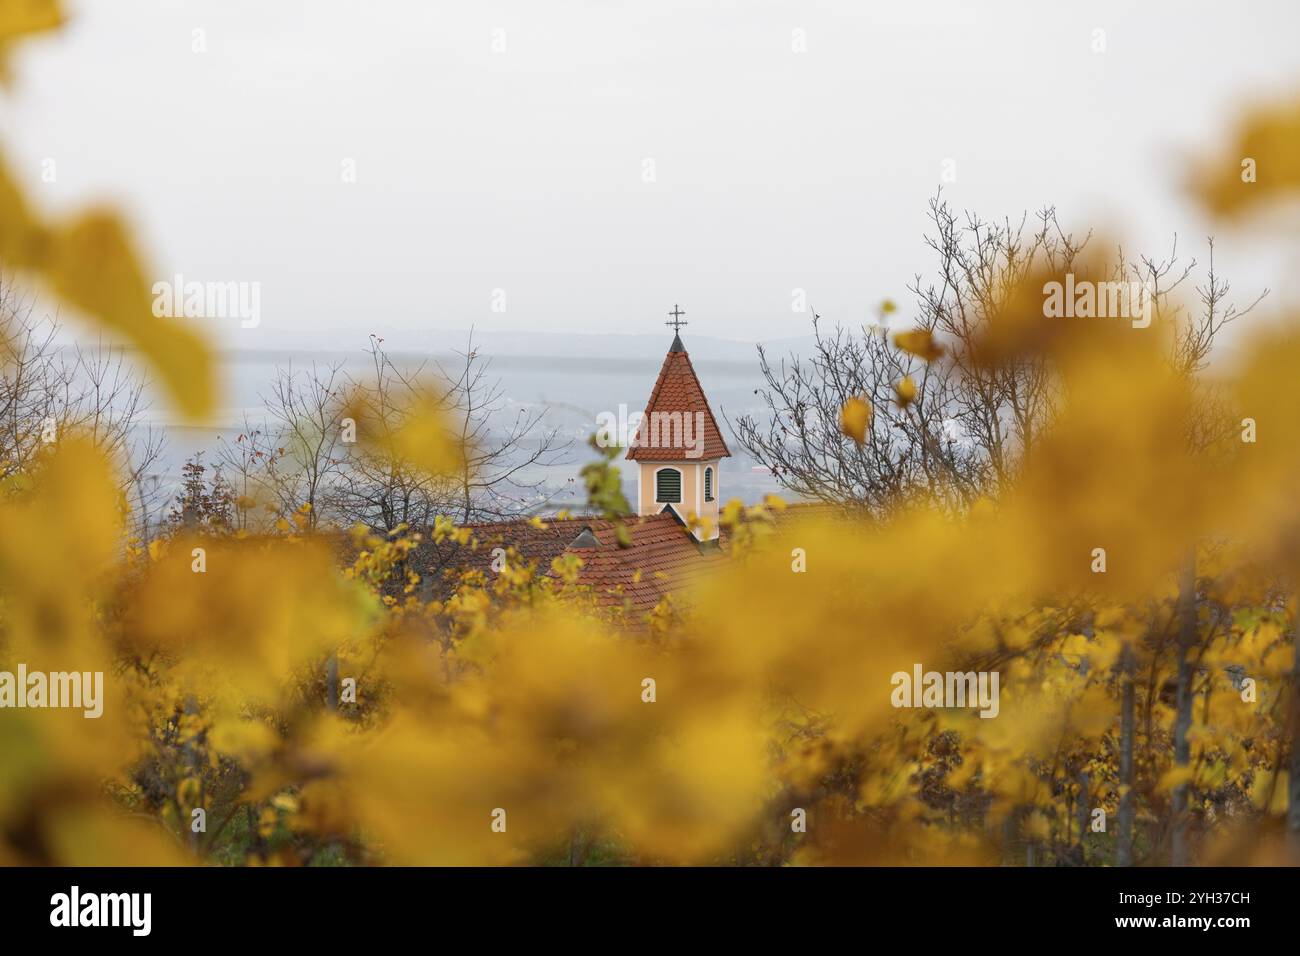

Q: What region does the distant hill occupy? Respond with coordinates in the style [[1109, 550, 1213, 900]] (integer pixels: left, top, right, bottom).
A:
[[220, 326, 821, 364]]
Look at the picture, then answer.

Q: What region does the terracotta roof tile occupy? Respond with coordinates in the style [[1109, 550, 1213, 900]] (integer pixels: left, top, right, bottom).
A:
[[413, 512, 729, 616], [397, 502, 857, 621], [625, 343, 731, 461]]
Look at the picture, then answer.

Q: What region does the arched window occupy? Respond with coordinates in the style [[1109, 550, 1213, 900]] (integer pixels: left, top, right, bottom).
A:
[[704, 467, 714, 502], [655, 467, 682, 504]]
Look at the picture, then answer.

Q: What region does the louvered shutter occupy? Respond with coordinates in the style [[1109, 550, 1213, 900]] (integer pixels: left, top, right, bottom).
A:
[[655, 468, 682, 503]]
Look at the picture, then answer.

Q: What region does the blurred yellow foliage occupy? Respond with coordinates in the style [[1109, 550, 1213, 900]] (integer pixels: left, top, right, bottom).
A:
[[2, 12, 1300, 869]]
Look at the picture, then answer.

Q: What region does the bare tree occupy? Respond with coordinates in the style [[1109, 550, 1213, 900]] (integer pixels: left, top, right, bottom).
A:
[[435, 334, 570, 523], [733, 195, 1262, 515], [731, 196, 1083, 514], [325, 337, 460, 532], [320, 334, 570, 532], [213, 418, 278, 533], [217, 362, 347, 530], [0, 277, 166, 538]]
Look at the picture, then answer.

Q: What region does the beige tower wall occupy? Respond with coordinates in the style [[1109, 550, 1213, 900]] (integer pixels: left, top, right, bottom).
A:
[[636, 460, 721, 540]]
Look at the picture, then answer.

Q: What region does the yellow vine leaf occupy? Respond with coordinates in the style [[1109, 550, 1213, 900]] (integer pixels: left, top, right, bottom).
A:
[[894, 375, 917, 408], [839, 396, 872, 444], [892, 328, 945, 362], [45, 211, 215, 419]]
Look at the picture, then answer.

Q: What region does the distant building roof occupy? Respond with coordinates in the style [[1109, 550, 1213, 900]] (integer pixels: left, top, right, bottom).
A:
[[414, 511, 730, 616], [388, 501, 861, 623]]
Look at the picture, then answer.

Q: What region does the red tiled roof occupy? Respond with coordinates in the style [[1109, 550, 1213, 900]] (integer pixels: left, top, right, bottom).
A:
[[625, 343, 731, 461], [401, 502, 859, 620], [566, 512, 730, 612], [415, 511, 729, 616]]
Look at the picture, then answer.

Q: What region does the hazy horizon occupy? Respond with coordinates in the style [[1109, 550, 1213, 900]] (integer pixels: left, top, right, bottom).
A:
[[4, 0, 1297, 366]]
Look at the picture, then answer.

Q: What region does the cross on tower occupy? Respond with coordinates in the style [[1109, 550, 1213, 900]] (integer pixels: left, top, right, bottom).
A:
[[666, 304, 687, 334]]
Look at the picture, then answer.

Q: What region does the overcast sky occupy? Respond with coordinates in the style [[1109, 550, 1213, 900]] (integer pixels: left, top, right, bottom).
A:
[[4, 0, 1298, 350]]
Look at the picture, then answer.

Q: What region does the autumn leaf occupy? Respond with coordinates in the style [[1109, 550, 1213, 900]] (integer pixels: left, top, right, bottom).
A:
[[894, 375, 917, 408], [839, 396, 872, 444], [0, 154, 44, 264], [341, 381, 465, 478], [1190, 96, 1300, 219], [892, 328, 945, 362], [0, 0, 63, 77], [0, 0, 62, 43], [1157, 766, 1195, 793], [46, 211, 216, 419]]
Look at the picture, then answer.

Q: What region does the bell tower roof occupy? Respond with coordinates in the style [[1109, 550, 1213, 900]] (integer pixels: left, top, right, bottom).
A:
[[626, 317, 731, 461]]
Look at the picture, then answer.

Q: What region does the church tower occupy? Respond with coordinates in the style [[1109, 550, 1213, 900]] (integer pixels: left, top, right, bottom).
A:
[[626, 308, 731, 542]]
